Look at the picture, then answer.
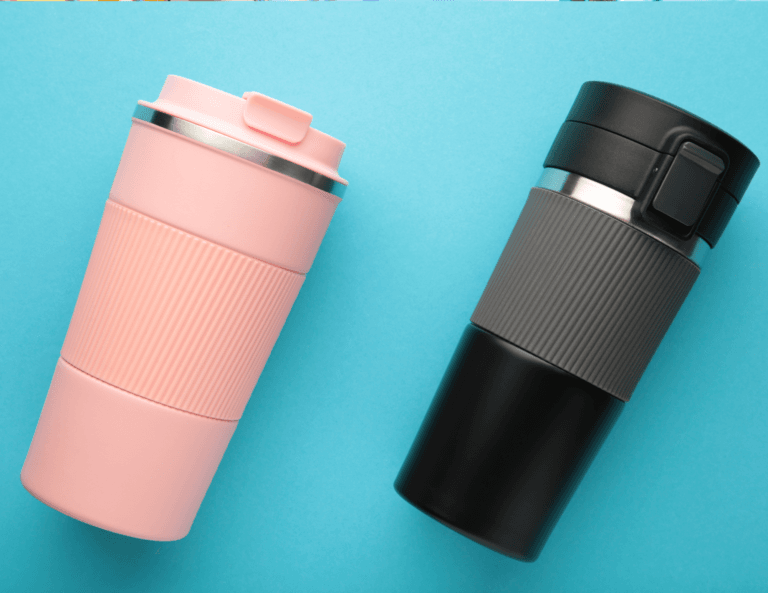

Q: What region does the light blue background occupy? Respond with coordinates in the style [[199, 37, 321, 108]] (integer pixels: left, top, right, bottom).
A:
[[1, 5, 767, 592]]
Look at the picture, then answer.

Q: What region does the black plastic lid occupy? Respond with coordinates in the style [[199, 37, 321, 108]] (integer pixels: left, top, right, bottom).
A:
[[544, 82, 760, 246]]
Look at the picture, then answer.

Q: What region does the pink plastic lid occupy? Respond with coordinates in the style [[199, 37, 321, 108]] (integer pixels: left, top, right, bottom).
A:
[[138, 75, 347, 186]]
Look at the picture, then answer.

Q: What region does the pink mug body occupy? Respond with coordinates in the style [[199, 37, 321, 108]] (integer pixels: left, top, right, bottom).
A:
[[21, 76, 347, 540]]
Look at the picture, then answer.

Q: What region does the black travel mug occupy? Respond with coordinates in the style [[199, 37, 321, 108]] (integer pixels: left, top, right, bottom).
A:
[[395, 82, 759, 561]]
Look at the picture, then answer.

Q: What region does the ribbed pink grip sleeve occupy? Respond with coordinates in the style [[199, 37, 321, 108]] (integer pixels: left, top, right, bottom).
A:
[[61, 200, 304, 421]]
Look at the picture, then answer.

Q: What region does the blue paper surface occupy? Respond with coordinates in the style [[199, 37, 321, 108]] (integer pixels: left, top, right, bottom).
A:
[[1, 5, 767, 592]]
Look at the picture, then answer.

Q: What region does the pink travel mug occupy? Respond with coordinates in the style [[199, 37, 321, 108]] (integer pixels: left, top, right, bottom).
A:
[[21, 76, 347, 540]]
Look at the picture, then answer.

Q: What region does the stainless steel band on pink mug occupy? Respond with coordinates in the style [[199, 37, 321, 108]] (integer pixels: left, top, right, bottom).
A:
[[21, 76, 348, 541]]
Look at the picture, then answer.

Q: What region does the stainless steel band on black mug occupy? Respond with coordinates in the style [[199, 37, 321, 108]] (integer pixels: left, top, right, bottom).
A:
[[395, 81, 760, 561]]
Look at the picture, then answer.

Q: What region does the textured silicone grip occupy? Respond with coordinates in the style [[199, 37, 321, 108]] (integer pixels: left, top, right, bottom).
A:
[[62, 200, 304, 421], [471, 187, 700, 401]]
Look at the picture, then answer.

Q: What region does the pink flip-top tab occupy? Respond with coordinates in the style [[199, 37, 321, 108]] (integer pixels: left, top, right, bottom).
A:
[[242, 92, 313, 145], [139, 76, 346, 183]]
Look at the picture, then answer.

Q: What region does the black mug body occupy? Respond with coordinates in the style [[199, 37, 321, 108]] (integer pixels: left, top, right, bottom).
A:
[[395, 81, 759, 561]]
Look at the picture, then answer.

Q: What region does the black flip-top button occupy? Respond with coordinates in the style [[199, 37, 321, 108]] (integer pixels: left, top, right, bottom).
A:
[[652, 142, 725, 228]]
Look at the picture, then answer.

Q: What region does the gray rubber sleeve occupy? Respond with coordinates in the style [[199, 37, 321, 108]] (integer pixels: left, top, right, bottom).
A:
[[471, 187, 700, 401]]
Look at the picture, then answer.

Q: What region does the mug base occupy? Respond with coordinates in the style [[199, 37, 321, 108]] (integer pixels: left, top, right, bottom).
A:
[[21, 359, 238, 541], [394, 324, 624, 561]]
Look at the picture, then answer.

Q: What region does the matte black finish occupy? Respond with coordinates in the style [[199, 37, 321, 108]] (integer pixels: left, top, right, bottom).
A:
[[545, 120, 672, 204], [545, 81, 760, 246], [565, 82, 759, 201], [652, 142, 724, 228], [696, 192, 738, 248], [395, 82, 759, 563], [395, 324, 623, 561]]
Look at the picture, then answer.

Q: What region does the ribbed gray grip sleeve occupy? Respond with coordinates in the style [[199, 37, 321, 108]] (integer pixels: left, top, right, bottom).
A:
[[471, 187, 700, 401]]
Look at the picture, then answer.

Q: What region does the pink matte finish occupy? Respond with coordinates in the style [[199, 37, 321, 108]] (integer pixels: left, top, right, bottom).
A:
[[62, 200, 304, 421], [140, 75, 347, 184], [111, 120, 340, 274], [21, 359, 237, 541], [24, 76, 348, 541], [242, 92, 313, 144]]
